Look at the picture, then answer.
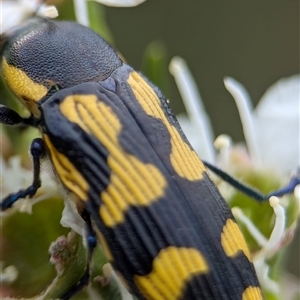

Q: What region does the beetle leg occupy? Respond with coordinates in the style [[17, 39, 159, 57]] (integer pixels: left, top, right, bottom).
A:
[[61, 209, 97, 300], [80, 208, 98, 263], [1, 138, 45, 210]]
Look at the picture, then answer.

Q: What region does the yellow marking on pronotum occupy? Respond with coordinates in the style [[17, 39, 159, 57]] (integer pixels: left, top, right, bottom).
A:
[[43, 134, 89, 201], [128, 71, 205, 181], [134, 246, 209, 300], [242, 286, 264, 300], [59, 95, 167, 227], [221, 219, 251, 261], [2, 58, 48, 117]]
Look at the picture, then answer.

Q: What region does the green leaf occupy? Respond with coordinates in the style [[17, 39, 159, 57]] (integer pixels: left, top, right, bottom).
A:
[[142, 41, 169, 95]]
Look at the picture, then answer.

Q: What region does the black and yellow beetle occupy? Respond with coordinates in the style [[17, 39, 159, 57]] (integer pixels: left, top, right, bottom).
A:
[[0, 17, 271, 300]]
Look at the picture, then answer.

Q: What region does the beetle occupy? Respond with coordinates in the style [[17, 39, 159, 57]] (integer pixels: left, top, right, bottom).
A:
[[0, 17, 268, 300]]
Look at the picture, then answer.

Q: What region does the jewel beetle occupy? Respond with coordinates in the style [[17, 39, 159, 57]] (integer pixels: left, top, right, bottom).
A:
[[0, 17, 267, 300]]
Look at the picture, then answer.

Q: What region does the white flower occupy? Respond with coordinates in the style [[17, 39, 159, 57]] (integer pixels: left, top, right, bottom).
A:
[[232, 197, 286, 293], [60, 199, 86, 236], [73, 0, 146, 27], [92, 0, 146, 7], [0, 0, 58, 34], [224, 75, 300, 175], [0, 0, 145, 36], [169, 57, 215, 163], [170, 56, 299, 177], [170, 56, 300, 297], [0, 155, 58, 214]]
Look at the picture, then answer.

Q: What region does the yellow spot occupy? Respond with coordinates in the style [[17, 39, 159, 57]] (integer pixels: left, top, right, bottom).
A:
[[59, 95, 167, 227], [128, 72, 204, 181], [2, 58, 48, 117], [43, 134, 89, 201], [61, 95, 113, 135], [97, 231, 114, 262], [101, 155, 166, 226], [242, 286, 264, 300], [134, 246, 209, 300], [221, 219, 251, 261]]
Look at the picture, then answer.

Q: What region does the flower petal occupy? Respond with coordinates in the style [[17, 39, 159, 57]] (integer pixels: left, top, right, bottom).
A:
[[224, 77, 261, 165], [0, 0, 58, 34], [93, 0, 146, 7], [254, 74, 300, 174], [170, 57, 215, 162], [0, 1, 35, 34]]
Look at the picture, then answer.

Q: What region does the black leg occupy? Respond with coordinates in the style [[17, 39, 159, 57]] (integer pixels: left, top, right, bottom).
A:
[[61, 210, 97, 300], [80, 208, 98, 266], [1, 138, 46, 211]]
